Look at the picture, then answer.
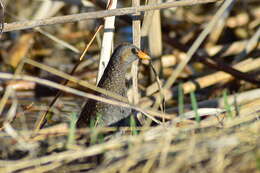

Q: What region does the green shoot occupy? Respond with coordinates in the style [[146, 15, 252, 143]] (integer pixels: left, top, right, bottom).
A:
[[66, 112, 77, 148], [190, 91, 200, 123], [223, 89, 233, 118], [130, 115, 138, 135], [178, 82, 184, 117]]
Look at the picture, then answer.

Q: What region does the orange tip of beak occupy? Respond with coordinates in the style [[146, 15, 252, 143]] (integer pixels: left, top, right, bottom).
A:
[[137, 50, 151, 60]]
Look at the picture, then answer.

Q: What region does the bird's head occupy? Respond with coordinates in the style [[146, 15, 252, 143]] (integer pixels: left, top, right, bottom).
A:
[[112, 43, 151, 67]]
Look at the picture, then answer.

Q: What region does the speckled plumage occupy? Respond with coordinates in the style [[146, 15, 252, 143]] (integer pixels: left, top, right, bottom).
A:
[[76, 43, 142, 128]]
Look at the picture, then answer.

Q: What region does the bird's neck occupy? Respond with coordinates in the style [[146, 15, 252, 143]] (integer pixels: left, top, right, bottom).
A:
[[97, 60, 127, 96]]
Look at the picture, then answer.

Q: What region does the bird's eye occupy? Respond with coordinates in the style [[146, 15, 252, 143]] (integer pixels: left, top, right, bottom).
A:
[[131, 48, 138, 54]]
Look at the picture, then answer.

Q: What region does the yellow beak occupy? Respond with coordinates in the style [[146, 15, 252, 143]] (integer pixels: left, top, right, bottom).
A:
[[137, 50, 151, 60]]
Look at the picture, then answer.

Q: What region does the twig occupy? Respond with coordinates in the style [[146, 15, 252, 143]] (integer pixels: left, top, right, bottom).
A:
[[2, 0, 222, 32]]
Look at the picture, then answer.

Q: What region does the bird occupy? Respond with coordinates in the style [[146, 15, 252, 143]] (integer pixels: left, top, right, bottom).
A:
[[76, 43, 150, 128]]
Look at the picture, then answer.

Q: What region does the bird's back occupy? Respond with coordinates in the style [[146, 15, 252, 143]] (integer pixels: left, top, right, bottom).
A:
[[76, 56, 131, 128]]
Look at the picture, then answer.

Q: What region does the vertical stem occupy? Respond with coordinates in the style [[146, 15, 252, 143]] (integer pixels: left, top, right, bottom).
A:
[[148, 0, 162, 81], [97, 0, 117, 84], [131, 0, 141, 104], [0, 0, 4, 34]]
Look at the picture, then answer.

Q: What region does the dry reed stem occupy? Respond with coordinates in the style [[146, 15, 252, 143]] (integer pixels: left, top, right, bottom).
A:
[[148, 0, 163, 80], [2, 0, 222, 32], [97, 0, 117, 83], [131, 0, 141, 105]]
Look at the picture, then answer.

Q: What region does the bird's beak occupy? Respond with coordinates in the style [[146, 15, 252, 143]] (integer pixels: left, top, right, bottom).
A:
[[137, 50, 151, 60]]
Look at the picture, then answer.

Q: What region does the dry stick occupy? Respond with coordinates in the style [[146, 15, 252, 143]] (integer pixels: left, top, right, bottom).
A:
[[34, 25, 103, 131], [0, 73, 169, 123], [131, 0, 141, 105], [97, 0, 117, 83], [3, 0, 221, 32]]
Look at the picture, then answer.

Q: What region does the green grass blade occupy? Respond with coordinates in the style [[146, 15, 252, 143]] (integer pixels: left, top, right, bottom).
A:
[[223, 89, 233, 118], [130, 115, 138, 135], [178, 82, 184, 117], [190, 91, 200, 123], [67, 112, 77, 148]]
